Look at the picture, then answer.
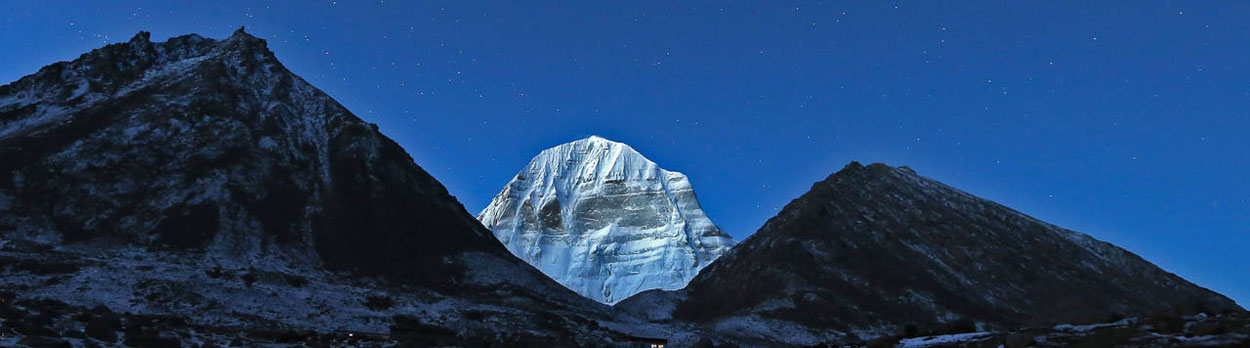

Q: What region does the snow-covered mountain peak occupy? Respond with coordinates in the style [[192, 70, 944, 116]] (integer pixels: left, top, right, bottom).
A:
[[479, 137, 735, 304], [534, 135, 653, 167], [520, 135, 673, 193]]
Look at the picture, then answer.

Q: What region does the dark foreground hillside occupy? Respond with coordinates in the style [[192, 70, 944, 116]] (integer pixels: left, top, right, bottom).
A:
[[0, 29, 665, 345], [619, 162, 1242, 345]]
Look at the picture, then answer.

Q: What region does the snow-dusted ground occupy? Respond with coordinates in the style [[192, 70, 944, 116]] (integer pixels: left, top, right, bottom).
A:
[[2, 240, 443, 334], [0, 237, 684, 346], [709, 315, 850, 346], [1052, 317, 1136, 332], [889, 314, 1250, 347], [899, 332, 994, 347]]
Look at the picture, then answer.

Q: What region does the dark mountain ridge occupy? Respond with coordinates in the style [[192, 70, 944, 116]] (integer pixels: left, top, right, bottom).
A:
[[620, 161, 1242, 345], [0, 29, 661, 345], [2, 28, 501, 284]]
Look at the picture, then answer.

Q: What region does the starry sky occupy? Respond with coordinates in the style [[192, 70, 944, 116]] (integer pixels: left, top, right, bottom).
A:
[[2, 1, 1247, 306]]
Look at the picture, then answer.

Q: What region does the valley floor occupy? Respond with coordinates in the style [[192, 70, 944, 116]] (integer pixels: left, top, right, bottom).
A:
[[0, 237, 679, 347], [1, 237, 1247, 347]]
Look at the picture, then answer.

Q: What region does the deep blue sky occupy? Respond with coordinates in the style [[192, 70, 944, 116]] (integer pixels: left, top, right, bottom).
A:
[[3, 1, 1246, 307]]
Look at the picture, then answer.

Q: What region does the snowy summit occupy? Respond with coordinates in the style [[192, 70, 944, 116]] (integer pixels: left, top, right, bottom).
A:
[[478, 136, 735, 303]]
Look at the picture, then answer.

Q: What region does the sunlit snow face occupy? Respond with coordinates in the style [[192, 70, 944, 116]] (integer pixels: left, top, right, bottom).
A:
[[478, 136, 735, 303]]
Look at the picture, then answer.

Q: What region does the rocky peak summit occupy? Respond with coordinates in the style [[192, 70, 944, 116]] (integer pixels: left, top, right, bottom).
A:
[[523, 135, 664, 188], [0, 30, 662, 345], [0, 29, 551, 290], [128, 30, 152, 45], [619, 161, 1241, 345]]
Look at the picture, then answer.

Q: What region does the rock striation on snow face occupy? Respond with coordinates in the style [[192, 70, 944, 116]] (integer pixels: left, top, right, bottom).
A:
[[618, 162, 1243, 345], [478, 136, 735, 303]]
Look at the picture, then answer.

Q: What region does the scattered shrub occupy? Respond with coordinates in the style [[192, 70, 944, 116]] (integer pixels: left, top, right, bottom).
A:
[[935, 318, 977, 335], [902, 323, 920, 337], [390, 314, 454, 339], [204, 265, 231, 279], [240, 273, 257, 287], [866, 335, 900, 348], [363, 295, 394, 311], [1003, 333, 1035, 348], [85, 316, 119, 342], [283, 274, 308, 287], [83, 305, 121, 343], [9, 258, 81, 275], [16, 336, 70, 348], [1076, 327, 1135, 346], [690, 337, 716, 348], [274, 330, 316, 344], [123, 330, 180, 348], [1144, 314, 1185, 334]]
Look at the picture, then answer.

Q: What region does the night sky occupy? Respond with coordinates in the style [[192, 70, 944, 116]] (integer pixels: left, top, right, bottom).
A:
[[3, 1, 1246, 306]]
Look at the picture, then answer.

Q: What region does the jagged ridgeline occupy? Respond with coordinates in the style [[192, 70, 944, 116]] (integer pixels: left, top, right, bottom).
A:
[[619, 162, 1242, 345], [0, 28, 516, 282], [0, 29, 645, 345]]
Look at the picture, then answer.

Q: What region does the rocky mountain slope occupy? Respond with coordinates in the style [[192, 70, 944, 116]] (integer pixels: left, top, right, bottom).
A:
[[478, 136, 735, 304], [0, 29, 662, 345], [618, 162, 1243, 345]]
